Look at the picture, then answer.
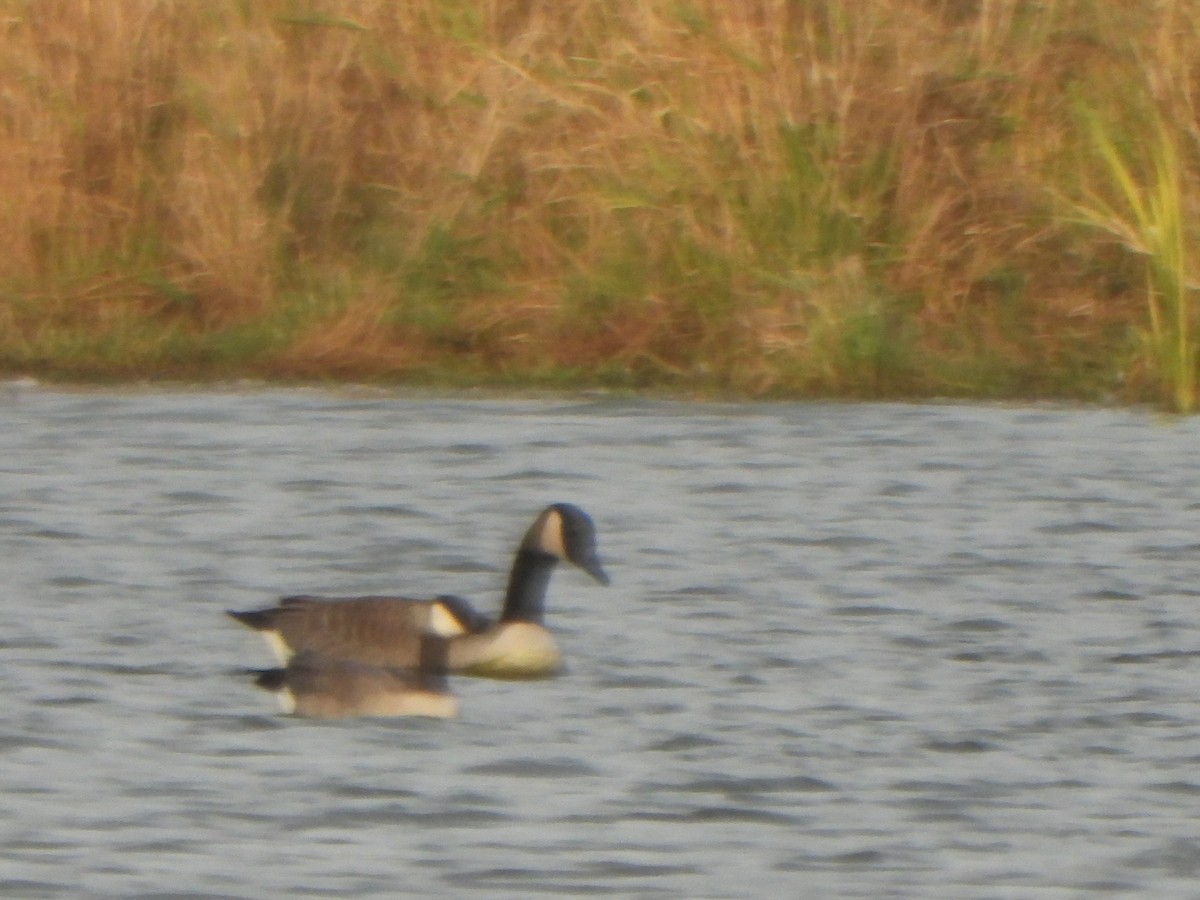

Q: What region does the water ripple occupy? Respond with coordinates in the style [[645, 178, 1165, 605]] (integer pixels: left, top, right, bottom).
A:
[[1, 390, 1199, 896]]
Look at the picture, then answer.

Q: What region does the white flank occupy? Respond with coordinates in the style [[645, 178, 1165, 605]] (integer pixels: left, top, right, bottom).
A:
[[427, 602, 468, 637]]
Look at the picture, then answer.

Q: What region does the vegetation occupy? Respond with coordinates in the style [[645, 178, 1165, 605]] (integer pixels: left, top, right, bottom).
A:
[[2, 1, 1199, 407]]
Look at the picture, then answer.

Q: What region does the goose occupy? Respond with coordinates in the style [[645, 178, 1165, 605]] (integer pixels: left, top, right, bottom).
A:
[[227, 502, 609, 679], [249, 650, 458, 719]]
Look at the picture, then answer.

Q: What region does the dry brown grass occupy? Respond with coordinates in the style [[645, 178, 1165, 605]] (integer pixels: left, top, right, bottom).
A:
[[0, 0, 1198, 401]]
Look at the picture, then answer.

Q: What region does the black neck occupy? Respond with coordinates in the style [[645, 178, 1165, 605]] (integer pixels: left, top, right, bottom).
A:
[[500, 549, 558, 624]]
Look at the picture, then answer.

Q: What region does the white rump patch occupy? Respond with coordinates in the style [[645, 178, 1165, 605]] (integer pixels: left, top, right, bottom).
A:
[[261, 631, 294, 666], [276, 686, 297, 715]]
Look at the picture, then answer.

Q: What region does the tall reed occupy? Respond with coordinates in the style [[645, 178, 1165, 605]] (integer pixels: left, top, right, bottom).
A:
[[1067, 0, 1200, 412], [1076, 112, 1197, 412]]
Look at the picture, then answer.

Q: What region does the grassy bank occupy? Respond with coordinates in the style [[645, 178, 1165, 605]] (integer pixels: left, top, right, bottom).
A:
[[1, 1, 1198, 406]]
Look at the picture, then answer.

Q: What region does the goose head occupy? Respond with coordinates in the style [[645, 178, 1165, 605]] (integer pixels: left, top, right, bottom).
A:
[[522, 502, 609, 585]]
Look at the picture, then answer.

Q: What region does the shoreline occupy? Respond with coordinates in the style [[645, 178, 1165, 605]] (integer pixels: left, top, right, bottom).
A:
[[0, 2, 1193, 411]]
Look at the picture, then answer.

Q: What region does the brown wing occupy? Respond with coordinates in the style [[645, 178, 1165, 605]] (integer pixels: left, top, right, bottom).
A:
[[270, 596, 431, 666]]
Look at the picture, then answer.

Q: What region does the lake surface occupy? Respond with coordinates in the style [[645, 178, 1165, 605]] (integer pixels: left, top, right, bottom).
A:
[[2, 384, 1200, 898]]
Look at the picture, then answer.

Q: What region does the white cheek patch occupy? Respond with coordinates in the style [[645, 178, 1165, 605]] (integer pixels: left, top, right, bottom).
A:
[[537, 508, 567, 558]]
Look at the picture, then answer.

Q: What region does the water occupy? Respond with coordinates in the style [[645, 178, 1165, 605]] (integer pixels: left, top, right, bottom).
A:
[[2, 384, 1200, 898]]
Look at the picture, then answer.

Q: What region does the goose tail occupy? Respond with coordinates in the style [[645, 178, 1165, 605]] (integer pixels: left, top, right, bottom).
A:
[[250, 668, 287, 691], [227, 608, 277, 631]]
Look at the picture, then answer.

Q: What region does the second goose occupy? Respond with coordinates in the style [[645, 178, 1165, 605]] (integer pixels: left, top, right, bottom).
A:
[[249, 651, 458, 719], [228, 502, 609, 680]]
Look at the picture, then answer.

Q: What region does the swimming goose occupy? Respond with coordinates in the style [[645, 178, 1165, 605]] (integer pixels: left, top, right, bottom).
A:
[[227, 502, 609, 679], [249, 650, 458, 719]]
